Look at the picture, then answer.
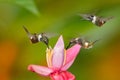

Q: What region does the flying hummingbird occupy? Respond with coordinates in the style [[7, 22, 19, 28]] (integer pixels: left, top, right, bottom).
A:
[[23, 26, 49, 48], [79, 14, 113, 27], [66, 37, 100, 49]]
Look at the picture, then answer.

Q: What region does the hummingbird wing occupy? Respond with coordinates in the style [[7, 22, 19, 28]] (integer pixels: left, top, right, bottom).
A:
[[78, 14, 93, 21], [41, 32, 58, 38]]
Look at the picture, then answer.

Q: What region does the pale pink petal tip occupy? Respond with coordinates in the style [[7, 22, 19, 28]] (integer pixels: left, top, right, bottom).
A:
[[28, 65, 53, 76], [52, 35, 64, 69], [54, 35, 64, 48]]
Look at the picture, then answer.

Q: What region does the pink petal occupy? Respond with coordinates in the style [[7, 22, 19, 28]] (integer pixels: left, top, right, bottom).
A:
[[28, 64, 53, 76], [61, 44, 81, 71], [46, 48, 53, 68], [52, 35, 64, 69], [50, 71, 75, 80], [64, 71, 76, 80], [50, 73, 64, 80], [61, 59, 75, 71]]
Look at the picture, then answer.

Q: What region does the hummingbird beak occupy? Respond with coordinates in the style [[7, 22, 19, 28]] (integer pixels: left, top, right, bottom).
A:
[[23, 26, 32, 38], [91, 39, 101, 45], [104, 16, 114, 22]]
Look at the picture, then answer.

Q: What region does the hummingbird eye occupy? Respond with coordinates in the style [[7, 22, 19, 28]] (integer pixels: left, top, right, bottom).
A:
[[89, 15, 94, 19], [87, 15, 94, 21], [90, 15, 94, 17]]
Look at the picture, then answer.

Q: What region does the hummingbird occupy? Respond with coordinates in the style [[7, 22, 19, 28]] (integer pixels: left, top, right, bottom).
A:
[[66, 37, 100, 49], [23, 26, 49, 48], [79, 14, 113, 27]]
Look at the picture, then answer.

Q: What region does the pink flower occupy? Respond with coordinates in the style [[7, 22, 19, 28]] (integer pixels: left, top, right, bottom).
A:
[[28, 35, 81, 80]]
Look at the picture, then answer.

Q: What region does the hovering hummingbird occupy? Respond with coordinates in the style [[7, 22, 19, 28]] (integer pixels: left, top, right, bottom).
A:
[[66, 37, 100, 49], [23, 26, 49, 48], [79, 14, 113, 27]]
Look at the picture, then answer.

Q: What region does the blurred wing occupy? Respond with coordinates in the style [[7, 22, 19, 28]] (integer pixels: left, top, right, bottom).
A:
[[42, 32, 59, 38], [78, 14, 92, 20]]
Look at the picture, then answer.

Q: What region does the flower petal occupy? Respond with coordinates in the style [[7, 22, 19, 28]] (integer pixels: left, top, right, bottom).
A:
[[64, 71, 75, 80], [61, 59, 75, 71], [28, 64, 53, 76], [50, 73, 64, 80], [50, 71, 75, 80], [52, 35, 64, 69], [61, 44, 81, 71], [46, 48, 53, 68]]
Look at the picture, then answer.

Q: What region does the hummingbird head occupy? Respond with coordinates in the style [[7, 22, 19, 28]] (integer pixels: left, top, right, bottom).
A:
[[88, 15, 95, 21], [29, 33, 39, 43], [23, 26, 39, 43]]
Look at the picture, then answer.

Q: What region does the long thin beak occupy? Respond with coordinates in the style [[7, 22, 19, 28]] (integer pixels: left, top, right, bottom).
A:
[[23, 25, 32, 37], [91, 39, 101, 45], [104, 16, 114, 21]]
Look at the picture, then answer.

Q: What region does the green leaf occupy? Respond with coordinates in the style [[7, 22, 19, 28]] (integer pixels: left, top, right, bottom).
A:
[[14, 0, 40, 16]]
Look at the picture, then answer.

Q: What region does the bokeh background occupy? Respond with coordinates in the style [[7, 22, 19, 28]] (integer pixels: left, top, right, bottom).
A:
[[0, 0, 120, 80]]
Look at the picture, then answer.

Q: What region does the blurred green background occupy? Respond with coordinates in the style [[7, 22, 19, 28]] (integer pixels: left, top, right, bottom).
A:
[[0, 0, 120, 80]]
